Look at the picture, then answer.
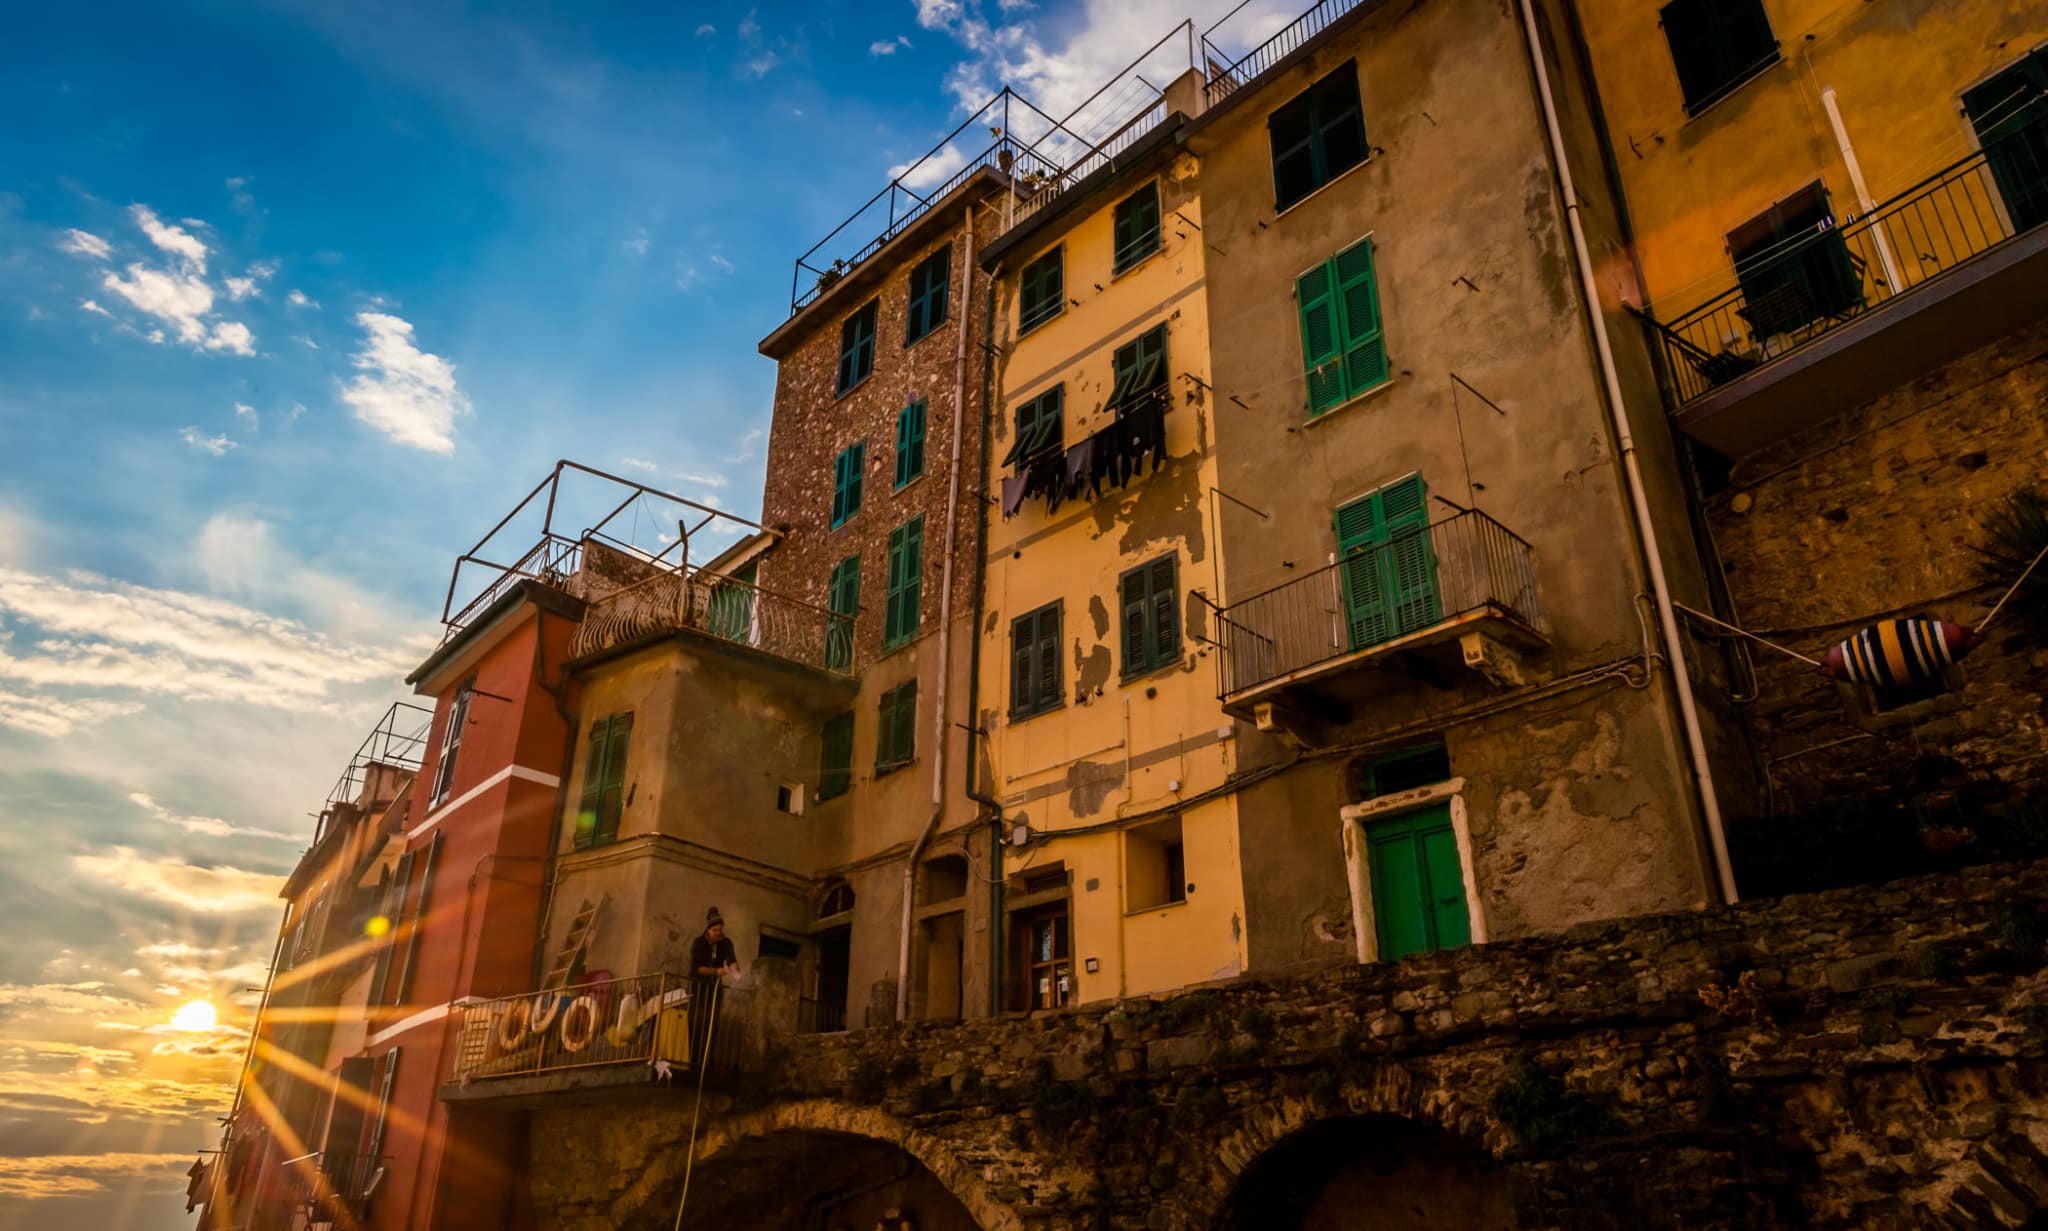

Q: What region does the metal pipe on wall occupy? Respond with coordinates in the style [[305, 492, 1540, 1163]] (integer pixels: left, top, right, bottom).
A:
[[1515, 0, 1739, 904], [1821, 87, 1906, 293]]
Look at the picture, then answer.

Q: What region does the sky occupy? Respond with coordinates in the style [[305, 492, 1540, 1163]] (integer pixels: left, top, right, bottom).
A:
[[0, 0, 1296, 1225]]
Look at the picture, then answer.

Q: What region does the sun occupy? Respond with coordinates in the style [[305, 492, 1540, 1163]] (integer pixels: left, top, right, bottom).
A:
[[170, 999, 218, 1032]]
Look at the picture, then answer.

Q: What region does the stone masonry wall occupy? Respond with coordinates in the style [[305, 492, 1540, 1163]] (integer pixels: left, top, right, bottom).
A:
[[529, 858, 2048, 1231], [1705, 315, 2048, 812]]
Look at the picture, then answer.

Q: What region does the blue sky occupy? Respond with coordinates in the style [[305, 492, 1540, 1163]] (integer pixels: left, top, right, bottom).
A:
[[0, 0, 1291, 1225]]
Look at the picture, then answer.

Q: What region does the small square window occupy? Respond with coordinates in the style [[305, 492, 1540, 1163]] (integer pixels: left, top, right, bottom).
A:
[[776, 783, 805, 815], [1125, 817, 1187, 911]]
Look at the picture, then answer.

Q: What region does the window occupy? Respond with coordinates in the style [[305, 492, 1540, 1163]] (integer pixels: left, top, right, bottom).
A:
[[1268, 60, 1368, 210], [831, 442, 865, 529], [1018, 246, 1064, 334], [1112, 182, 1161, 274], [838, 298, 879, 393], [1660, 0, 1779, 115], [1119, 555, 1180, 679], [818, 712, 854, 801], [1726, 182, 1863, 339], [776, 783, 804, 815], [819, 880, 856, 918], [1016, 903, 1071, 1010], [884, 516, 924, 649], [1125, 816, 1186, 911], [1352, 742, 1452, 800], [895, 399, 927, 489], [1109, 325, 1168, 413], [905, 247, 950, 346], [1367, 804, 1470, 961], [876, 679, 917, 774], [364, 1048, 400, 1168], [1334, 474, 1440, 650], [1000, 386, 1064, 469], [574, 712, 634, 849], [1298, 235, 1389, 415], [826, 556, 859, 672], [429, 682, 472, 807], [759, 932, 803, 961], [1962, 45, 2048, 233], [1009, 601, 1063, 718]]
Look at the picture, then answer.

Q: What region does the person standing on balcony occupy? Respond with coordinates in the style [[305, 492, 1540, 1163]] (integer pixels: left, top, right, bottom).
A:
[[688, 908, 740, 1066]]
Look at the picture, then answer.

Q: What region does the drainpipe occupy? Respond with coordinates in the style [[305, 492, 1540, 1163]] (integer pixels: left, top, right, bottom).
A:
[[897, 202, 979, 1021], [968, 260, 1006, 1019], [1515, 0, 1739, 904], [1820, 87, 1904, 294]]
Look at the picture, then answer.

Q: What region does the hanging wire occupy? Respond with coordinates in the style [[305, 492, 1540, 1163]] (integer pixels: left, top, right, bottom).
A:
[[671, 977, 721, 1231], [1974, 541, 2048, 636], [1674, 602, 1823, 668]]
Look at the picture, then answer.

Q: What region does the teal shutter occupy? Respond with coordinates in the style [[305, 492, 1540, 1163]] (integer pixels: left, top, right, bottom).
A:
[[1121, 568, 1148, 675], [1119, 556, 1177, 676], [831, 444, 865, 528], [838, 301, 878, 392], [895, 400, 926, 488], [1036, 607, 1061, 710], [826, 556, 859, 671], [1368, 804, 1468, 960], [819, 713, 853, 800], [1335, 475, 1436, 649], [1297, 265, 1344, 414], [1112, 184, 1160, 273], [1010, 604, 1062, 716], [594, 713, 632, 844], [1020, 249, 1063, 332], [885, 517, 924, 648], [1333, 238, 1388, 396], [1335, 492, 1391, 648], [574, 720, 605, 850]]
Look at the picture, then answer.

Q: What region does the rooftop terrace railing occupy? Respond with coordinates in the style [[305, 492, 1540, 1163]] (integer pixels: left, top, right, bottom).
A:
[[1202, 0, 1370, 107], [1650, 132, 2047, 406], [1211, 509, 1541, 699], [568, 564, 856, 676]]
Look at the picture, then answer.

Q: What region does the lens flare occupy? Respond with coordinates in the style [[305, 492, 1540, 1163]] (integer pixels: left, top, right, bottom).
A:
[[364, 915, 392, 938], [171, 999, 218, 1032]]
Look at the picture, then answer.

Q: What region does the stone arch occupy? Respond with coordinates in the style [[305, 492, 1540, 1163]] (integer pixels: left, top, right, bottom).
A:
[[1933, 1129, 2048, 1229], [1212, 1112, 1512, 1231], [610, 1099, 1020, 1231]]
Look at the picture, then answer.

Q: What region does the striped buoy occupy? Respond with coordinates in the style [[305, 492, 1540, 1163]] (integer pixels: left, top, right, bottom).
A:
[[1820, 617, 1976, 688]]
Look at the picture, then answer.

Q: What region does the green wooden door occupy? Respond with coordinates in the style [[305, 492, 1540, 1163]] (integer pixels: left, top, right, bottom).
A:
[[1367, 803, 1470, 961], [1334, 475, 1439, 651]]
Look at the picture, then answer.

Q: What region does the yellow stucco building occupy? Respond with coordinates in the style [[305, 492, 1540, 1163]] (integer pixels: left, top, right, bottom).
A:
[[974, 82, 1248, 1009]]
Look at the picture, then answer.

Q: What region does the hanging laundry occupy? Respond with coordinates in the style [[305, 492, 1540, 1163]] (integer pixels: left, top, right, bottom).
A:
[[1820, 617, 1977, 689], [1001, 471, 1029, 519]]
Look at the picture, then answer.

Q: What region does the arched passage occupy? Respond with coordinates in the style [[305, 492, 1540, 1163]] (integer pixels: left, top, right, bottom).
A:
[[1216, 1114, 1513, 1231]]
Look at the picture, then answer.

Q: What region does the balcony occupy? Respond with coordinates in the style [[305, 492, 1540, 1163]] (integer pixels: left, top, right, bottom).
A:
[[447, 972, 755, 1098], [1211, 511, 1545, 727], [1649, 132, 2048, 457], [569, 566, 856, 678]]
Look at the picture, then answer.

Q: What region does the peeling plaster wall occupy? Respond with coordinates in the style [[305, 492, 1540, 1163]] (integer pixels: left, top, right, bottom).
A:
[[1192, 0, 1718, 971], [977, 149, 1249, 1005]]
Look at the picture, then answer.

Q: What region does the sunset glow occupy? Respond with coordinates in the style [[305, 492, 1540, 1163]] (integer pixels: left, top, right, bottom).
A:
[[169, 1000, 219, 1033]]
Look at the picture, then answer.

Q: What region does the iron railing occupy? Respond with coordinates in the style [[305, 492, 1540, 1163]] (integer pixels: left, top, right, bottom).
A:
[[568, 565, 856, 675], [1211, 510, 1541, 698], [447, 533, 583, 631], [1203, 0, 1369, 107], [797, 996, 847, 1034], [450, 972, 754, 1083], [1652, 132, 2048, 406], [1013, 98, 1171, 225]]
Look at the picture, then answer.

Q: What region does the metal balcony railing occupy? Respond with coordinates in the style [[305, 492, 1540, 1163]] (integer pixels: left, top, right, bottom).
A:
[[1202, 0, 1370, 108], [1211, 510, 1541, 699], [569, 566, 857, 676], [1651, 131, 2048, 406], [797, 996, 846, 1034], [450, 972, 754, 1084]]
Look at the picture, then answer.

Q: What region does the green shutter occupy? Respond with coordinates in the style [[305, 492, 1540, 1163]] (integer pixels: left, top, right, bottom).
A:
[[1121, 568, 1147, 676], [1010, 604, 1062, 716], [832, 444, 865, 529], [894, 681, 917, 766], [1149, 556, 1178, 666], [826, 556, 859, 672], [895, 400, 926, 489], [906, 249, 949, 345], [1298, 266, 1344, 414], [1335, 475, 1437, 651], [1368, 804, 1468, 961], [1036, 607, 1061, 711], [574, 720, 605, 850], [595, 713, 632, 844], [1113, 184, 1160, 273], [1333, 239, 1388, 396], [1119, 555, 1177, 677], [885, 517, 923, 649], [819, 712, 853, 800], [1335, 490, 1390, 648], [1020, 248, 1063, 332]]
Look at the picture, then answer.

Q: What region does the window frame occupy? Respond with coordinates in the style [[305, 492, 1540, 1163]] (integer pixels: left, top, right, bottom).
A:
[[1297, 233, 1389, 417], [1658, 0, 1781, 118], [904, 247, 951, 347], [1018, 246, 1065, 335], [573, 711, 635, 850], [1109, 325, 1169, 415], [875, 679, 918, 775], [830, 440, 866, 529], [1268, 60, 1369, 212], [883, 515, 925, 650], [1009, 600, 1064, 720], [1111, 181, 1162, 275], [1002, 385, 1064, 470], [894, 398, 927, 490], [1118, 553, 1181, 680], [837, 298, 880, 394], [429, 681, 473, 808]]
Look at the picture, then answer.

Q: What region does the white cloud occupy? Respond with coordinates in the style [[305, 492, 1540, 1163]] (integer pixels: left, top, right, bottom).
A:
[[709, 253, 736, 273], [233, 402, 257, 427], [204, 320, 255, 355], [71, 848, 283, 915], [0, 689, 142, 738], [338, 311, 471, 454], [100, 263, 213, 345], [58, 229, 111, 260], [0, 1153, 195, 1201], [177, 428, 235, 457], [870, 35, 915, 55], [223, 277, 256, 301], [79, 299, 111, 318], [127, 793, 300, 844], [696, 22, 715, 35], [738, 9, 761, 40], [624, 228, 650, 257], [128, 205, 206, 273], [890, 144, 968, 190], [916, 0, 964, 29], [292, 334, 319, 349], [675, 262, 703, 291], [285, 289, 316, 309], [742, 51, 780, 77]]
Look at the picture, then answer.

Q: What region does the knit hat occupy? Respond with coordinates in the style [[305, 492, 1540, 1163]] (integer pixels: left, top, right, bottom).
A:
[[706, 907, 725, 928]]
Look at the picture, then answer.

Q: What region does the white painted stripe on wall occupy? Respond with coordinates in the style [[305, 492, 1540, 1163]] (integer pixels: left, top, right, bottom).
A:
[[406, 764, 563, 840], [366, 1001, 450, 1049]]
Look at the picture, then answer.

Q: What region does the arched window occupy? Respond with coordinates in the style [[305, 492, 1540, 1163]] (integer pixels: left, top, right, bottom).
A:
[[818, 880, 855, 920]]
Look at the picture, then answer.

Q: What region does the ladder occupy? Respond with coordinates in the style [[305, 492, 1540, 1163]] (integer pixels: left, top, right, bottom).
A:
[[540, 894, 604, 992]]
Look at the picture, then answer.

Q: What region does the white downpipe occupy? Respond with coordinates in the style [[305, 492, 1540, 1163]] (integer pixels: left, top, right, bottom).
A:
[[1821, 87, 1905, 294], [898, 202, 978, 1021], [1516, 0, 1739, 904]]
